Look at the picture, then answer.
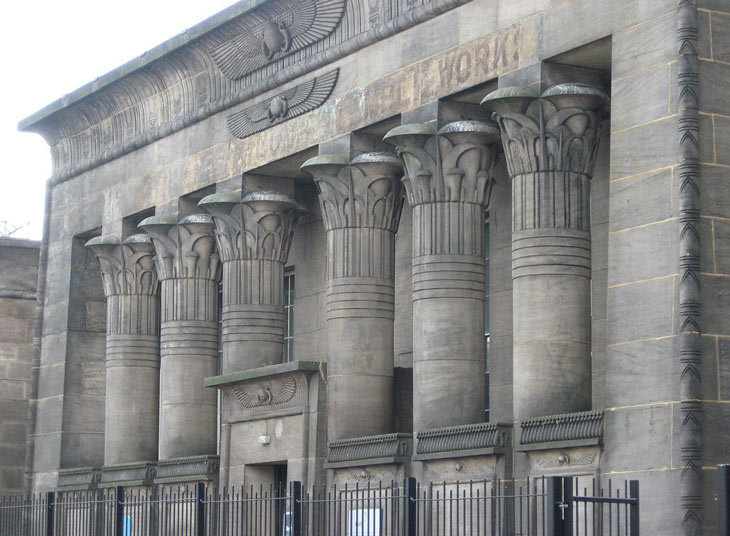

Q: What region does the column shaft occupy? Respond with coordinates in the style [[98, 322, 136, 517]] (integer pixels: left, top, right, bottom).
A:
[[221, 259, 285, 371], [482, 83, 608, 420], [86, 234, 160, 466], [140, 214, 221, 460], [385, 122, 499, 432], [200, 191, 300, 375], [302, 153, 403, 441]]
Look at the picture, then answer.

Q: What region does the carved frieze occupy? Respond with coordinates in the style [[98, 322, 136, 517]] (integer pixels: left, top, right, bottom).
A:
[[85, 234, 158, 297], [533, 451, 596, 469], [228, 70, 338, 139], [139, 214, 221, 281], [198, 191, 301, 264], [210, 0, 346, 80], [26, 0, 473, 185], [222, 371, 308, 422]]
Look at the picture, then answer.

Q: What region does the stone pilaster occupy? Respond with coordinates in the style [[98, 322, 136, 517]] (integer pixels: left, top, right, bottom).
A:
[[85, 235, 160, 465], [199, 191, 300, 373], [384, 121, 499, 432], [481, 84, 608, 420], [139, 214, 220, 461], [301, 153, 404, 441]]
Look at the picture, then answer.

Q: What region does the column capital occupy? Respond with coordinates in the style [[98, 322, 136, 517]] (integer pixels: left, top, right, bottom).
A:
[[198, 190, 301, 264], [481, 83, 609, 179], [383, 121, 500, 208], [300, 152, 405, 233], [139, 214, 220, 282], [85, 234, 159, 297]]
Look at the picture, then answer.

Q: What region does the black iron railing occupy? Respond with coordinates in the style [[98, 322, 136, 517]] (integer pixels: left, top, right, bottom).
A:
[[0, 475, 640, 536]]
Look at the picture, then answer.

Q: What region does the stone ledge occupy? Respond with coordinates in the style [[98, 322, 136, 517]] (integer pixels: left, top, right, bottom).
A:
[[516, 438, 602, 452], [519, 410, 603, 447], [328, 433, 412, 465], [204, 360, 326, 387], [416, 422, 512, 456], [99, 462, 157, 488], [413, 447, 505, 461], [154, 455, 220, 484], [58, 467, 102, 490]]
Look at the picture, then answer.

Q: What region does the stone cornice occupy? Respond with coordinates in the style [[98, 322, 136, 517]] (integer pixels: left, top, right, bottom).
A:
[[199, 191, 301, 263], [383, 121, 500, 208], [85, 234, 159, 297], [19, 0, 473, 186], [301, 152, 404, 232], [139, 214, 221, 282]]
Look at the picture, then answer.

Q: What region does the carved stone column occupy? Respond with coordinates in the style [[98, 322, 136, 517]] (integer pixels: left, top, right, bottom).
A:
[[301, 153, 404, 441], [384, 122, 499, 432], [481, 84, 608, 420], [139, 214, 220, 460], [85, 235, 160, 465], [199, 191, 300, 373]]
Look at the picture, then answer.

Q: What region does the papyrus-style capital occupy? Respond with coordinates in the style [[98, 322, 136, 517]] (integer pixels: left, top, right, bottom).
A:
[[300, 152, 404, 232], [139, 214, 220, 282], [383, 121, 500, 208], [482, 84, 607, 178], [85, 234, 159, 297], [198, 191, 301, 263]]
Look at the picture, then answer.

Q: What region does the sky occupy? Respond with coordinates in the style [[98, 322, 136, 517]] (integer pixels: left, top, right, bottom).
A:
[[1, 0, 238, 240]]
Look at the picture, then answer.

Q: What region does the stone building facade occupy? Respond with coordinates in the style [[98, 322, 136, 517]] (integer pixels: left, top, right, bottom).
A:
[[0, 238, 39, 495], [17, 0, 730, 533]]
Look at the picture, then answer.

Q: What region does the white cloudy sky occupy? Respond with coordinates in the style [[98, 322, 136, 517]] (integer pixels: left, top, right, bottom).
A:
[[1, 0, 237, 240]]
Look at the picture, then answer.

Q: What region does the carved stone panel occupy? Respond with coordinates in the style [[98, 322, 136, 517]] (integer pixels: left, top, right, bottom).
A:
[[228, 70, 339, 139], [221, 371, 309, 423], [209, 0, 346, 80]]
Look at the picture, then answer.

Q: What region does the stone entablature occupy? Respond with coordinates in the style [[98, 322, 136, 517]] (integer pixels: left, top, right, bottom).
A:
[[19, 0, 471, 185]]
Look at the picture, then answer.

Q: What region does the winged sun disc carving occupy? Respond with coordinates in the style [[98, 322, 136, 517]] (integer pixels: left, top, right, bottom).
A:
[[227, 69, 338, 139], [232, 376, 298, 408], [210, 0, 346, 80]]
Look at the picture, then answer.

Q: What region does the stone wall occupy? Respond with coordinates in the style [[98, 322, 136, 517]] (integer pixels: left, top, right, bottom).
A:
[[18, 0, 730, 533], [0, 237, 39, 494]]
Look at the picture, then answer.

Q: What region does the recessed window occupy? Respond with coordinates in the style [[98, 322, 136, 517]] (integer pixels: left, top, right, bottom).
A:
[[283, 268, 295, 362]]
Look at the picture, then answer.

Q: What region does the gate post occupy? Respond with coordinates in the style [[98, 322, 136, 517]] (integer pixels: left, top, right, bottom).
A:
[[115, 486, 125, 536], [196, 483, 206, 536], [629, 480, 640, 535], [291, 480, 302, 536], [719, 465, 730, 536], [404, 477, 417, 536], [547, 476, 572, 536], [45, 491, 55, 536]]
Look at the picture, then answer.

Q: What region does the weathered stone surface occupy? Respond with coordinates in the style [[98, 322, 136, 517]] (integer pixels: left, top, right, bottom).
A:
[[200, 191, 301, 373], [86, 235, 160, 465], [0, 239, 39, 494], [385, 120, 500, 431], [302, 152, 403, 441], [140, 214, 220, 461], [484, 83, 608, 420]]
